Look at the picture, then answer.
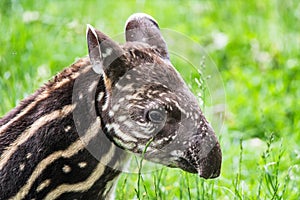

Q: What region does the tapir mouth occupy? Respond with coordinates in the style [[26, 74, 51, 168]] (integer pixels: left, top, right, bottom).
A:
[[174, 142, 222, 179], [172, 157, 198, 174], [144, 133, 222, 179], [197, 144, 222, 179]]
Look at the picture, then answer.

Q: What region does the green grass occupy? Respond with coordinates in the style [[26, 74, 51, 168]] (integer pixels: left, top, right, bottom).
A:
[[1, 0, 299, 199]]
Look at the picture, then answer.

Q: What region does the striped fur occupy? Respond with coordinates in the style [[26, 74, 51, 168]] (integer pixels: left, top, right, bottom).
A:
[[0, 13, 222, 199], [0, 58, 125, 199]]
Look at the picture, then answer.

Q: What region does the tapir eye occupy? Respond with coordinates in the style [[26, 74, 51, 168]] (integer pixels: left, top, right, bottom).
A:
[[147, 109, 166, 124]]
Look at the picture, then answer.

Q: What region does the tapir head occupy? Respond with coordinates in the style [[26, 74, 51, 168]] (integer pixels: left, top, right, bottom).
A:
[[86, 13, 221, 179]]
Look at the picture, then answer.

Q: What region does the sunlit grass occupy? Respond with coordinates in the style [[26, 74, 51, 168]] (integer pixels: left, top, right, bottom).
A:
[[0, 0, 299, 199]]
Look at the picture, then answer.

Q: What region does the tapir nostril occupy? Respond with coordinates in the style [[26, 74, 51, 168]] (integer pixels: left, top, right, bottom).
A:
[[198, 142, 222, 179]]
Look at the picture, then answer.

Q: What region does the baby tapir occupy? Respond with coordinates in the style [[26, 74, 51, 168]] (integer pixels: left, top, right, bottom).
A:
[[0, 13, 221, 199]]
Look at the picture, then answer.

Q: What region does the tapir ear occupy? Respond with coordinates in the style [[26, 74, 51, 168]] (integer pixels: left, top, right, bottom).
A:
[[125, 13, 169, 61], [86, 24, 124, 76]]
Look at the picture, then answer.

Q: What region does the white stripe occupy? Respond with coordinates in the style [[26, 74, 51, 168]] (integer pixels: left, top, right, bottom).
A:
[[105, 123, 137, 142], [10, 117, 101, 200], [0, 104, 76, 171], [44, 143, 116, 200], [102, 92, 110, 111], [52, 64, 90, 90], [0, 67, 85, 135], [0, 92, 50, 135], [97, 92, 104, 102]]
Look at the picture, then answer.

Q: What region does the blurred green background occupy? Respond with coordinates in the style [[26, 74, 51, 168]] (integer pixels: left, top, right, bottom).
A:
[[0, 0, 299, 199]]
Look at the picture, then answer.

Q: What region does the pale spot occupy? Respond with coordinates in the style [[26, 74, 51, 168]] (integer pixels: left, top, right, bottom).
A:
[[117, 116, 127, 122], [171, 134, 177, 140], [146, 93, 153, 98], [159, 93, 166, 97], [36, 179, 51, 192], [112, 104, 120, 111], [19, 163, 25, 171], [115, 83, 122, 90], [78, 162, 87, 168], [79, 93, 83, 100], [42, 141, 116, 199], [88, 80, 98, 92], [26, 153, 32, 159], [109, 110, 114, 117], [118, 97, 125, 103], [186, 112, 190, 118], [102, 48, 112, 58], [64, 125, 72, 132], [126, 74, 131, 80], [62, 165, 72, 173]]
